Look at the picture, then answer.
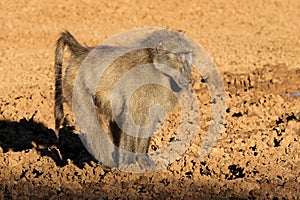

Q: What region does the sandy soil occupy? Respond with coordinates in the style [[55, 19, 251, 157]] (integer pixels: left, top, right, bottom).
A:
[[0, 0, 299, 199]]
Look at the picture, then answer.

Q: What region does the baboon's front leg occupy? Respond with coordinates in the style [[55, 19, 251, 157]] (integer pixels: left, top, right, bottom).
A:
[[117, 132, 138, 166]]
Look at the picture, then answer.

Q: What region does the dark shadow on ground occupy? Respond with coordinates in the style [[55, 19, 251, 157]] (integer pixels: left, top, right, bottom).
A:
[[0, 117, 97, 168]]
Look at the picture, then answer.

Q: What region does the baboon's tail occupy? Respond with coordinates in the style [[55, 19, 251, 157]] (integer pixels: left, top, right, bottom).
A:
[[54, 30, 91, 138]]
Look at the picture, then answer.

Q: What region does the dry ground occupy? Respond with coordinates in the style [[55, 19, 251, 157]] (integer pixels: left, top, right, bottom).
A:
[[0, 0, 299, 199]]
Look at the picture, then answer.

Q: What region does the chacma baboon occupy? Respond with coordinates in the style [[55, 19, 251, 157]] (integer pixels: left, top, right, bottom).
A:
[[54, 29, 194, 170]]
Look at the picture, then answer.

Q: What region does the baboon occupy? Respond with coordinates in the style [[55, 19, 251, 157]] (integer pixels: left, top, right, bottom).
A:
[[54, 29, 194, 170]]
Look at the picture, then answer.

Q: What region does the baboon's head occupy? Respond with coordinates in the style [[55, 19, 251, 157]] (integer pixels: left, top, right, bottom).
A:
[[142, 29, 194, 85], [153, 48, 194, 85]]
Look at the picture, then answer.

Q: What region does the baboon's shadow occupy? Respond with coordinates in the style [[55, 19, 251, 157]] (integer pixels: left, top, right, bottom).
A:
[[0, 117, 96, 168]]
